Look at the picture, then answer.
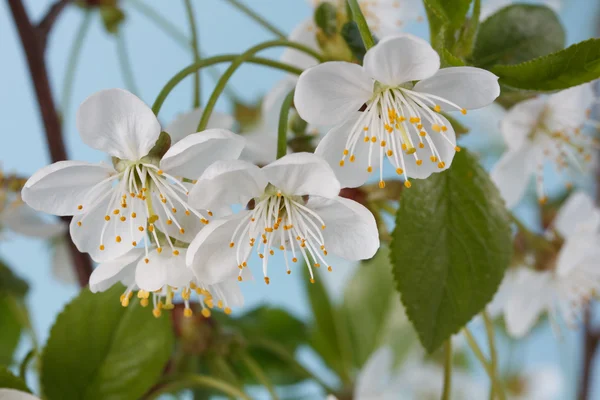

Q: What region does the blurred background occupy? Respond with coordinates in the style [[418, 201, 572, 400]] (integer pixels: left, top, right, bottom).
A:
[[1, 0, 600, 399]]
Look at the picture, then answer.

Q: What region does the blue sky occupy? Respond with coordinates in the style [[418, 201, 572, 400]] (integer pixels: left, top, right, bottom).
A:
[[1, 0, 600, 398]]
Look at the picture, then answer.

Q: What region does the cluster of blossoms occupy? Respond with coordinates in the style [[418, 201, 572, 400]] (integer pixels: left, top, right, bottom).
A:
[[21, 32, 501, 318]]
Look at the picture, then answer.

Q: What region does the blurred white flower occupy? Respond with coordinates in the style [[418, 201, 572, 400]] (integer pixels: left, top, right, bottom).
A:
[[295, 34, 499, 188], [164, 107, 235, 144], [186, 153, 379, 284], [491, 84, 596, 208], [0, 389, 41, 400], [481, 0, 563, 21], [505, 366, 563, 400], [492, 192, 600, 337], [22, 89, 244, 263]]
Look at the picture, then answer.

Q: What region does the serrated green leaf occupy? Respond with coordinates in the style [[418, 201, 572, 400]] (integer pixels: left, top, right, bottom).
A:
[[0, 366, 30, 392], [391, 150, 512, 352], [491, 38, 600, 91], [342, 247, 417, 367], [0, 262, 28, 298], [0, 296, 23, 366], [41, 286, 174, 400], [473, 5, 565, 68]]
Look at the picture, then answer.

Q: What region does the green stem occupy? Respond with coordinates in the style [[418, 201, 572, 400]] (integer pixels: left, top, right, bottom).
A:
[[347, 0, 375, 50], [152, 55, 303, 115], [19, 349, 35, 382], [442, 339, 452, 400], [197, 40, 322, 132], [60, 11, 92, 121], [145, 374, 251, 400], [483, 311, 499, 400], [223, 0, 286, 39], [463, 328, 506, 400], [240, 352, 280, 400], [183, 0, 201, 107], [116, 31, 140, 95], [250, 339, 337, 395], [277, 89, 295, 159], [127, 0, 189, 45]]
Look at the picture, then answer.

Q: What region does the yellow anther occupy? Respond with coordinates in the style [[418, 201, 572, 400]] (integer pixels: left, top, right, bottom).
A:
[[113, 209, 120, 215], [416, 160, 423, 166], [417, 124, 423, 130], [264, 277, 270, 285], [343, 149, 349, 155], [406, 147, 416, 154], [396, 168, 404, 175], [327, 266, 333, 272], [185, 210, 191, 216], [179, 228, 185, 234], [201, 218, 209, 224], [434, 105, 441, 112], [77, 221, 82, 227], [401, 143, 407, 150], [371, 136, 377, 143], [432, 124, 441, 132], [201, 308, 211, 318], [77, 205, 83, 210], [441, 126, 448, 132], [310, 278, 315, 284], [367, 166, 373, 173], [387, 150, 393, 156], [138, 226, 144, 231], [419, 143, 425, 148], [184, 308, 193, 318], [350, 155, 356, 162], [339, 160, 345, 167], [104, 215, 110, 221], [539, 196, 548, 205], [172, 208, 177, 213], [152, 308, 162, 318], [461, 109, 467, 115], [419, 131, 427, 137], [380, 140, 387, 147], [430, 156, 438, 162], [99, 244, 105, 251], [363, 126, 369, 131], [173, 250, 180, 256], [148, 215, 158, 223], [148, 225, 154, 233], [224, 307, 232, 315], [131, 212, 137, 218], [144, 258, 149, 264], [287, 270, 291, 275], [157, 170, 163, 175], [438, 161, 446, 169], [379, 181, 385, 189], [166, 219, 173, 225], [364, 136, 369, 142], [292, 257, 298, 263], [120, 216, 126, 222], [237, 276, 243, 281], [115, 236, 122, 243], [140, 298, 149, 307], [409, 117, 420, 124], [454, 146, 461, 152], [404, 180, 412, 188]]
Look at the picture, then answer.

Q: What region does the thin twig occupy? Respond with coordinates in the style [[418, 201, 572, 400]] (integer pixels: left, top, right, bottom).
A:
[[6, 0, 93, 287], [37, 0, 72, 49]]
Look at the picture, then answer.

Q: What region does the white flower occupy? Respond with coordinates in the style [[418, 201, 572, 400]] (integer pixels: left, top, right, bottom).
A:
[[0, 389, 41, 400], [295, 34, 500, 188], [22, 89, 245, 263], [481, 0, 563, 21], [185, 153, 379, 284], [89, 245, 246, 318], [504, 366, 563, 400], [51, 238, 77, 285], [496, 192, 600, 337], [164, 107, 236, 144], [491, 84, 596, 207]]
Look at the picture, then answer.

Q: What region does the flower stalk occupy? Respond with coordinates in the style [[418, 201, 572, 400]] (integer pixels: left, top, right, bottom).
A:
[[346, 0, 375, 50], [277, 89, 295, 160]]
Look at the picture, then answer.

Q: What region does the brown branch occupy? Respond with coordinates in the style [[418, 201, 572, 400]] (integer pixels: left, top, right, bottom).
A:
[[7, 0, 92, 287], [37, 0, 72, 49]]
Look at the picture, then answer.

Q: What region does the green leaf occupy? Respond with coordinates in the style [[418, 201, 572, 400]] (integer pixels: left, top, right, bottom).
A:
[[302, 267, 352, 383], [473, 5, 565, 68], [0, 366, 30, 392], [342, 247, 418, 367], [491, 38, 600, 91], [391, 150, 512, 352], [341, 21, 367, 63], [0, 296, 23, 366], [41, 286, 174, 400], [314, 2, 338, 37], [423, 0, 473, 29], [0, 262, 28, 298]]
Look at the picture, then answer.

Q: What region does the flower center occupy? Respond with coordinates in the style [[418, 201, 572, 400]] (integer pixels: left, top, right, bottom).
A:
[[75, 162, 209, 260], [338, 86, 463, 188], [230, 188, 331, 284]]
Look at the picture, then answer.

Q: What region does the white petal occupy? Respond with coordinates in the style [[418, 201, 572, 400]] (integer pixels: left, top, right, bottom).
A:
[[402, 116, 456, 180], [2, 204, 66, 238], [554, 191, 600, 238], [294, 62, 373, 126], [486, 268, 518, 318], [307, 196, 379, 260], [164, 108, 236, 144], [363, 34, 440, 86], [556, 234, 600, 277], [0, 389, 41, 400], [208, 279, 245, 308], [76, 89, 161, 160], [500, 97, 546, 150], [546, 83, 595, 131], [315, 114, 380, 188], [22, 161, 115, 216], [70, 192, 145, 262], [263, 153, 341, 198], [355, 346, 393, 398], [187, 213, 251, 285], [490, 145, 535, 208], [413, 67, 500, 111], [89, 249, 144, 292], [239, 129, 280, 166], [51, 239, 78, 285], [135, 248, 193, 291], [160, 129, 245, 179], [281, 18, 320, 70], [505, 268, 552, 338], [189, 160, 268, 210]]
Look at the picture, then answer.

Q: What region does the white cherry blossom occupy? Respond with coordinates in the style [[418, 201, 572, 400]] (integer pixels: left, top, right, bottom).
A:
[[22, 89, 245, 263], [491, 84, 597, 207], [186, 153, 379, 284], [295, 34, 500, 188]]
